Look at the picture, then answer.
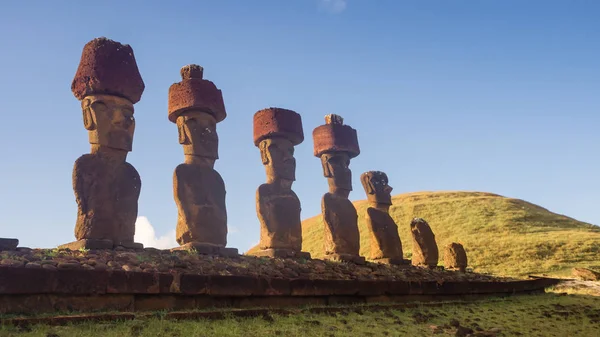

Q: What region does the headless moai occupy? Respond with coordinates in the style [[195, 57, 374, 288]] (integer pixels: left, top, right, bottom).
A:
[[248, 108, 310, 259], [410, 218, 439, 268], [60, 37, 145, 250], [444, 242, 468, 272], [168, 65, 237, 256], [361, 171, 406, 265], [313, 114, 364, 264]]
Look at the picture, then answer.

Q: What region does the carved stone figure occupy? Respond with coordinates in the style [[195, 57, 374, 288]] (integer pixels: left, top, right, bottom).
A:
[[168, 65, 237, 256], [410, 218, 439, 268], [248, 108, 310, 258], [60, 37, 145, 250], [0, 238, 18, 251], [360, 171, 405, 265], [313, 114, 364, 264], [444, 242, 468, 272]]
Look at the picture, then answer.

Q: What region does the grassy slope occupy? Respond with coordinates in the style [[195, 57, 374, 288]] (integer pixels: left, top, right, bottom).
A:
[[251, 191, 600, 278]]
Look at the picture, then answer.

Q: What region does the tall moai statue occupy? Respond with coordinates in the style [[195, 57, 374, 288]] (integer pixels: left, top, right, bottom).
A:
[[168, 64, 237, 256], [249, 108, 311, 259], [360, 171, 405, 265], [60, 37, 145, 250], [313, 114, 365, 264]]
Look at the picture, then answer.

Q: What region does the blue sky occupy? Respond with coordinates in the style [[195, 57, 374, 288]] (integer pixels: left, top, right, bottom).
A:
[[0, 0, 598, 251]]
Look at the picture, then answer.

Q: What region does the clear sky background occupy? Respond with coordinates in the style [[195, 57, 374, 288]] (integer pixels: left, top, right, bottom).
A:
[[0, 0, 598, 251]]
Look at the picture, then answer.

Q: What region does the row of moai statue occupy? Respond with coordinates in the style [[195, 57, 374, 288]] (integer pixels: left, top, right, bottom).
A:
[[0, 37, 468, 271]]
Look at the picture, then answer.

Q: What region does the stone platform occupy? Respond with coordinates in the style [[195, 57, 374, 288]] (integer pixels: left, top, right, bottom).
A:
[[0, 238, 19, 251]]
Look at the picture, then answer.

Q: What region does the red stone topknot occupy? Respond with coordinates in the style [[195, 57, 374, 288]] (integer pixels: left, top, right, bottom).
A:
[[312, 114, 360, 158], [71, 37, 145, 104], [168, 64, 226, 123], [253, 108, 304, 146]]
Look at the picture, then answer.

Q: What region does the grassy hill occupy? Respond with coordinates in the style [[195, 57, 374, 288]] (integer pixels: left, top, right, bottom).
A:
[[247, 191, 600, 277]]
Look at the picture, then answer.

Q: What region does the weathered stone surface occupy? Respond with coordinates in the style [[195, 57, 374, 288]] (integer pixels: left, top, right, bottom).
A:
[[249, 108, 309, 258], [249, 248, 310, 259], [170, 66, 231, 250], [315, 115, 363, 262], [66, 37, 145, 250], [71, 37, 145, 104], [0, 238, 18, 251], [168, 64, 226, 123], [361, 171, 403, 261], [444, 242, 468, 272], [312, 114, 360, 158], [410, 218, 439, 268], [253, 107, 304, 146], [572, 267, 600, 281]]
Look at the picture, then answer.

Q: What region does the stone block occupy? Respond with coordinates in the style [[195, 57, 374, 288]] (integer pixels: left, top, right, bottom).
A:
[[207, 275, 261, 296], [57, 239, 113, 250], [107, 271, 159, 294], [0, 267, 57, 294], [179, 274, 209, 295], [290, 279, 359, 296], [0, 238, 18, 251], [257, 277, 291, 296], [134, 295, 195, 312], [55, 269, 108, 294]]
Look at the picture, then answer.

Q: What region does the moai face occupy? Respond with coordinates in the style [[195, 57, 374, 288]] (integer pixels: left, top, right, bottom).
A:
[[260, 138, 296, 182], [82, 94, 135, 152], [321, 152, 352, 191], [361, 171, 393, 205], [177, 110, 218, 161]]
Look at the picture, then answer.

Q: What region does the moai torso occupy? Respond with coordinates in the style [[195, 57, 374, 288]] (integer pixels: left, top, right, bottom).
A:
[[365, 207, 403, 260], [174, 163, 227, 246], [410, 218, 439, 268], [73, 153, 141, 243], [322, 192, 360, 256], [256, 183, 302, 251]]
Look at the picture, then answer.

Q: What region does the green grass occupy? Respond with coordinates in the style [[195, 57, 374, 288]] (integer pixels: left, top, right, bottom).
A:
[[2, 293, 599, 336], [292, 191, 600, 278]]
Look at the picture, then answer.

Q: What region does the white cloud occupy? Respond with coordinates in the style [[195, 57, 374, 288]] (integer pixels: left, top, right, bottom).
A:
[[134, 216, 177, 249], [319, 0, 347, 14]]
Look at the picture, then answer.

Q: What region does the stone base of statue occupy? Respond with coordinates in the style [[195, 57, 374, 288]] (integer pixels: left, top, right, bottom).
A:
[[58, 239, 144, 251], [171, 242, 238, 257], [324, 253, 366, 265], [0, 238, 19, 251], [248, 248, 311, 259], [372, 257, 410, 266]]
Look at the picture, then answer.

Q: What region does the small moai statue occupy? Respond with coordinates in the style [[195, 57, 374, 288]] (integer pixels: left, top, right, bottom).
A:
[[313, 114, 365, 264], [168, 64, 238, 257], [410, 218, 439, 268], [60, 37, 145, 250], [444, 242, 468, 272], [360, 171, 406, 265], [0, 238, 19, 251], [248, 108, 311, 259]]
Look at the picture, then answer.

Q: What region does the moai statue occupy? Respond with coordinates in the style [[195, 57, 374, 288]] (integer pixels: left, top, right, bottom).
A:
[[313, 114, 365, 264], [59, 37, 145, 250], [249, 108, 310, 259], [168, 64, 237, 256], [360, 171, 406, 265], [0, 238, 19, 251], [444, 242, 468, 272], [410, 218, 439, 268]]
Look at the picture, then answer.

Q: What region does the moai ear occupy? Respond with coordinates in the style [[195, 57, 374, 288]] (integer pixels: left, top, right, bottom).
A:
[[259, 140, 270, 165], [81, 98, 96, 131], [360, 172, 376, 194], [321, 155, 333, 178], [176, 117, 190, 145]]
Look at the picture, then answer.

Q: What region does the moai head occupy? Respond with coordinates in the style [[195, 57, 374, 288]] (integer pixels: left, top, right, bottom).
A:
[[313, 114, 360, 194], [361, 171, 393, 206], [168, 65, 226, 166], [72, 37, 145, 152], [253, 108, 304, 183]]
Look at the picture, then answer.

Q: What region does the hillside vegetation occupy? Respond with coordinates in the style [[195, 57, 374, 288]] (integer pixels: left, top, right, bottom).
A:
[[254, 191, 600, 278]]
